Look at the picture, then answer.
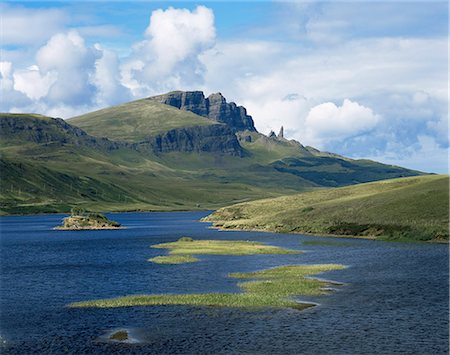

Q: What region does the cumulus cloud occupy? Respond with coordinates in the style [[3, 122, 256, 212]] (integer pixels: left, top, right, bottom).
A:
[[0, 61, 31, 110], [93, 44, 131, 107], [13, 65, 57, 100], [145, 6, 215, 72], [121, 6, 216, 96], [304, 99, 380, 145], [35, 31, 100, 105]]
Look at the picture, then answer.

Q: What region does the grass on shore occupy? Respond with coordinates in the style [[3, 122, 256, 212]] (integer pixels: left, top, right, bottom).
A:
[[68, 264, 345, 310], [204, 175, 449, 242], [151, 238, 300, 256], [148, 255, 199, 264]]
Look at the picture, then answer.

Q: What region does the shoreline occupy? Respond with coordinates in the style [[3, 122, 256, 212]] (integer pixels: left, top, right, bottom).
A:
[[1, 210, 446, 243], [53, 226, 125, 231], [0, 209, 213, 217], [203, 221, 449, 244]]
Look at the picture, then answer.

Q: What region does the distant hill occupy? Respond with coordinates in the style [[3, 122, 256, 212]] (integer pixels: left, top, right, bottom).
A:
[[204, 175, 449, 242], [0, 91, 425, 214]]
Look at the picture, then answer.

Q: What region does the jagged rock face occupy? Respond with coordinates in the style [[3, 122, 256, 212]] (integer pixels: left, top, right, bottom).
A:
[[1, 114, 244, 157], [157, 91, 209, 117], [153, 91, 257, 132], [137, 124, 245, 157]]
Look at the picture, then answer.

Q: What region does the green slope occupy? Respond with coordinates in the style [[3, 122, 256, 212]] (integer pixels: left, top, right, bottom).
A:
[[0, 114, 310, 214], [204, 175, 449, 242], [0, 96, 426, 215], [68, 98, 215, 142]]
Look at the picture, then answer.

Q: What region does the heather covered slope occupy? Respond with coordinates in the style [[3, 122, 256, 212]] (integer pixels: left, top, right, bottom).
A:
[[204, 175, 449, 242]]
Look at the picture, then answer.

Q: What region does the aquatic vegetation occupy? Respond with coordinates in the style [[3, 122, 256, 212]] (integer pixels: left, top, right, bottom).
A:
[[69, 264, 345, 310], [152, 238, 300, 256], [148, 255, 199, 264]]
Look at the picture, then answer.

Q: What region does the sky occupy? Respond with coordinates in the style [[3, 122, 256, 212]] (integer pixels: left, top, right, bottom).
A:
[[1, 1, 448, 173]]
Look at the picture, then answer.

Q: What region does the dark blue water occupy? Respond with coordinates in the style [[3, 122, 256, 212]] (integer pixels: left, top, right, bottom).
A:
[[1, 212, 448, 354]]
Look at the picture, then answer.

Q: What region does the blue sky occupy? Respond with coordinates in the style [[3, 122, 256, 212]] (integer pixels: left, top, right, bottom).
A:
[[1, 1, 448, 173]]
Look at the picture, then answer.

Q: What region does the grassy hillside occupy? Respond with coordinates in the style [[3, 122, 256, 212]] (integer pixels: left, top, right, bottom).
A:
[[69, 98, 215, 142], [0, 100, 426, 215], [205, 175, 449, 242], [0, 114, 310, 214]]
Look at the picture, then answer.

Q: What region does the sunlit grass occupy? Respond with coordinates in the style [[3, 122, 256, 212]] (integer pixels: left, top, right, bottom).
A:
[[205, 175, 449, 242], [148, 255, 199, 264], [68, 264, 345, 310]]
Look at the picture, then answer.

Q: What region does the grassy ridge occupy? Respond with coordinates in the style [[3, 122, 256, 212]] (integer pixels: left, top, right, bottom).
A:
[[205, 175, 449, 242], [68, 264, 345, 310], [68, 98, 215, 142]]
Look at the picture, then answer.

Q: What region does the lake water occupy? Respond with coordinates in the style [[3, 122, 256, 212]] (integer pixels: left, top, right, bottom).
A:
[[1, 212, 448, 354]]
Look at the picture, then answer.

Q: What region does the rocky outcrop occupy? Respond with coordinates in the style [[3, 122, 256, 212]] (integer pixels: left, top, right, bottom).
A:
[[0, 114, 245, 157], [54, 213, 121, 230], [151, 91, 257, 132], [0, 114, 122, 151], [278, 126, 284, 138], [137, 124, 245, 156]]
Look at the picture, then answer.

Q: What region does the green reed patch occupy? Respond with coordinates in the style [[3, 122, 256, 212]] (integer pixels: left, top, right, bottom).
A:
[[152, 238, 300, 256], [68, 264, 345, 310], [148, 255, 199, 264]]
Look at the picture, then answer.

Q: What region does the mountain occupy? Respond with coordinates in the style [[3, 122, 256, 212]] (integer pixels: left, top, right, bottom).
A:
[[204, 175, 449, 242], [0, 91, 424, 214]]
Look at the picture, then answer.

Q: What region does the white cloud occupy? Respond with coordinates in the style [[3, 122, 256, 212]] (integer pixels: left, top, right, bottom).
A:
[[13, 65, 57, 100], [0, 3, 67, 46], [304, 99, 380, 145], [0, 62, 14, 90], [93, 44, 131, 106], [145, 6, 215, 73], [121, 6, 216, 97], [36, 31, 100, 105], [0, 61, 31, 110]]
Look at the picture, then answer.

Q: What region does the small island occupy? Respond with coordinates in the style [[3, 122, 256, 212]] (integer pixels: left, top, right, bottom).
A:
[[54, 208, 121, 230]]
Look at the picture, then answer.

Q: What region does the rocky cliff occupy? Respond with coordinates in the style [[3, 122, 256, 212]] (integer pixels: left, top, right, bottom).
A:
[[1, 113, 244, 157], [151, 91, 257, 132], [0, 113, 122, 151], [137, 124, 244, 156]]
